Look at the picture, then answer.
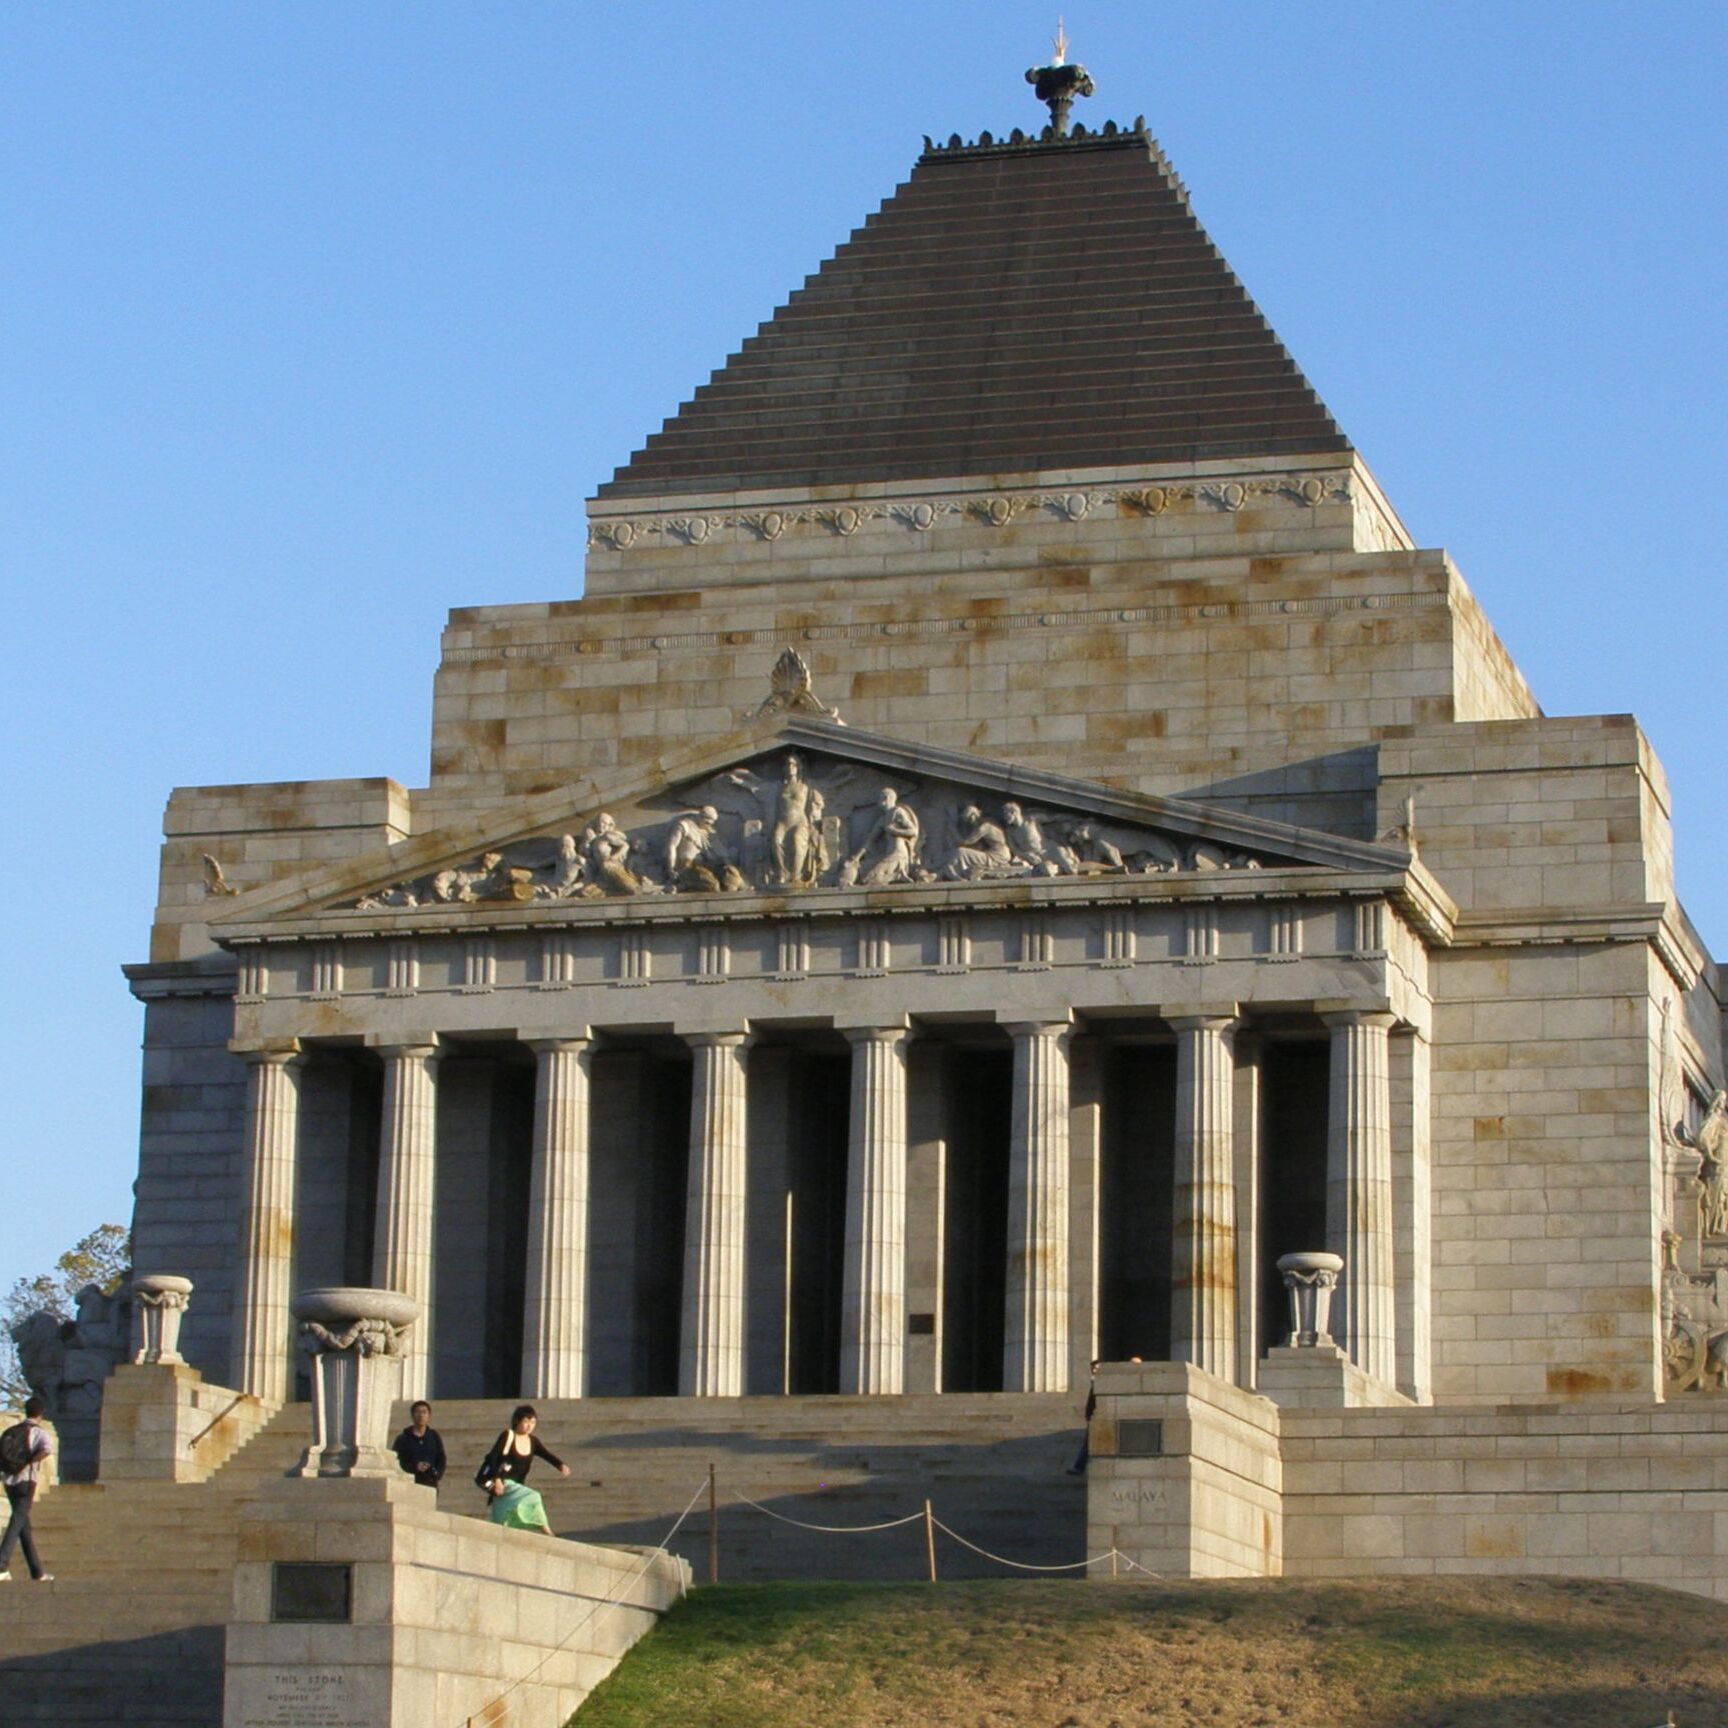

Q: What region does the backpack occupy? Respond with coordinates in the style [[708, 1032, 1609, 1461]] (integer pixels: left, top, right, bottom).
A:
[[0, 1421, 35, 1475]]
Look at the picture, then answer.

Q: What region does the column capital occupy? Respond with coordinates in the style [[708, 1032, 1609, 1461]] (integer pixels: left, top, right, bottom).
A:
[[841, 1022, 911, 1049], [365, 1035, 444, 1060], [230, 1038, 302, 1065], [527, 1035, 592, 1057], [1003, 1016, 1074, 1041], [1319, 1008, 1399, 1032], [683, 1029, 751, 1052], [1166, 1012, 1240, 1035]]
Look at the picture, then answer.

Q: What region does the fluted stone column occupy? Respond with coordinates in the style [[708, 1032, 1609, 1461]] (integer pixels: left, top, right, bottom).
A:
[[1005, 1020, 1072, 1392], [840, 1025, 910, 1395], [232, 1043, 302, 1404], [1170, 1014, 1238, 1383], [1323, 1010, 1398, 1385], [372, 1042, 441, 1399], [522, 1037, 593, 1399], [680, 1033, 750, 1397]]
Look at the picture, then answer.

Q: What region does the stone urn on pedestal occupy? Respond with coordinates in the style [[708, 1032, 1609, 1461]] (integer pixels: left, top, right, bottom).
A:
[[1276, 1251, 1344, 1348], [130, 1274, 194, 1365], [289, 1287, 420, 1479]]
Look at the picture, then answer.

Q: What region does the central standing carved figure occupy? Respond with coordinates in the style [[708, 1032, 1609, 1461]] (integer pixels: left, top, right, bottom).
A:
[[729, 753, 827, 887]]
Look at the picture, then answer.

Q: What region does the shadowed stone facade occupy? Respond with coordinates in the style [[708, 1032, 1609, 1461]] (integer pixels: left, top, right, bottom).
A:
[[121, 97, 1728, 1593]]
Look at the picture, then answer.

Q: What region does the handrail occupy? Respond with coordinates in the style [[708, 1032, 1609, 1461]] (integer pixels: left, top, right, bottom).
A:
[[186, 1391, 252, 1452]]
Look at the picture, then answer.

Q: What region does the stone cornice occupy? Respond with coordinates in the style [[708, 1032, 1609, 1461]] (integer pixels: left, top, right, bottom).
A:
[[213, 864, 1437, 947], [1452, 901, 1706, 991], [123, 957, 238, 1002], [441, 582, 1447, 669]]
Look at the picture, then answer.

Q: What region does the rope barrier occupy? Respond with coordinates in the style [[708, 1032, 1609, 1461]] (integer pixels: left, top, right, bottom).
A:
[[728, 1490, 926, 1534], [930, 1514, 1121, 1573]]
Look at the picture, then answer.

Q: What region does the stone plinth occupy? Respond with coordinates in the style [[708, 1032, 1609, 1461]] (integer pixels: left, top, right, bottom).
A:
[[224, 1474, 690, 1728], [291, 1287, 419, 1479], [1256, 1343, 1410, 1411], [99, 1362, 271, 1483], [1087, 1360, 1283, 1579]]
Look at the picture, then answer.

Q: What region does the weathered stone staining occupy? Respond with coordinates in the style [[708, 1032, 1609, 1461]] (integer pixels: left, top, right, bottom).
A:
[[118, 63, 1728, 1599]]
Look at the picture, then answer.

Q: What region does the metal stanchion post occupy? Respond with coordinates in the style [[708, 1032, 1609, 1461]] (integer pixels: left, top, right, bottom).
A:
[[924, 1498, 937, 1582], [708, 1463, 719, 1585]]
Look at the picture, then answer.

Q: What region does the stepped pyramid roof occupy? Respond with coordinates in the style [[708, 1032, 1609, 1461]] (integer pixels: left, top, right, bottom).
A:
[[602, 117, 1351, 499]]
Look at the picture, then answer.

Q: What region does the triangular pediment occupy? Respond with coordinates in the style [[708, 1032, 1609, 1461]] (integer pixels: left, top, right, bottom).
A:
[[208, 716, 1421, 935]]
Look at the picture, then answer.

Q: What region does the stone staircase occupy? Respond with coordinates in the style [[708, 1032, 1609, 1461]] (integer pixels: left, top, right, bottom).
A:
[[426, 1393, 1089, 1583], [0, 1392, 1087, 1724], [0, 1407, 306, 1725]]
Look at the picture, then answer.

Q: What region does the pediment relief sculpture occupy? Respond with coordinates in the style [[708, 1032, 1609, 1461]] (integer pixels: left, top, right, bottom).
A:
[[346, 748, 1279, 912]]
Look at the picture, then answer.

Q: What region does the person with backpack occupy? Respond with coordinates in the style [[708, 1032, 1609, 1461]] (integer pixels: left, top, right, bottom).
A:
[[0, 1396, 56, 1583]]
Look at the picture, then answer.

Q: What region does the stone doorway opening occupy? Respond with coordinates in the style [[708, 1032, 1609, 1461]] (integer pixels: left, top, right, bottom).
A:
[[1098, 1038, 1177, 1363], [588, 1037, 692, 1397]]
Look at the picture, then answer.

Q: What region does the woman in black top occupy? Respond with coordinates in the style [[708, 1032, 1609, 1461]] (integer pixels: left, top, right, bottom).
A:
[[478, 1404, 569, 1533]]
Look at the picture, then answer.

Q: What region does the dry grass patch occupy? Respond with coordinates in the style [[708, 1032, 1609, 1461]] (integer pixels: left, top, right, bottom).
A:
[[574, 1575, 1728, 1727]]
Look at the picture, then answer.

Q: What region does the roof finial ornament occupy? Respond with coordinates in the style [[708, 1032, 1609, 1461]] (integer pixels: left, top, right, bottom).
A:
[[1026, 21, 1095, 139]]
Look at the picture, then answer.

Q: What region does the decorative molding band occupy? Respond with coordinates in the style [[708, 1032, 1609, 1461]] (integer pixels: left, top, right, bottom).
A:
[[584, 471, 1354, 555], [442, 586, 1445, 669]]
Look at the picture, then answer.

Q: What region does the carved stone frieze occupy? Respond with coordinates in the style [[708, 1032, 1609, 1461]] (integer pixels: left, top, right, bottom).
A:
[[583, 471, 1355, 554], [342, 747, 1277, 912]]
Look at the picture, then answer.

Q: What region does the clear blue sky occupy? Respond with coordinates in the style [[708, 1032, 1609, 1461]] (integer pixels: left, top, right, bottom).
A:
[[3, 5, 1723, 1298]]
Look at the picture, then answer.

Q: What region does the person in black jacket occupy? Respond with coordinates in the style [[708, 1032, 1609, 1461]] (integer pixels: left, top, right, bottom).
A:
[[391, 1401, 446, 1490], [476, 1404, 570, 1533], [1067, 1361, 1101, 1476]]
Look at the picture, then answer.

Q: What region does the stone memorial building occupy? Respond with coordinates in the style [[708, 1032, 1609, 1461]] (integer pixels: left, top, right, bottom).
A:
[[119, 53, 1728, 1587]]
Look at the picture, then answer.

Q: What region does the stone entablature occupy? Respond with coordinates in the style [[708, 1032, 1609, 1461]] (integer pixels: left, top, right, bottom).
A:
[[217, 878, 1434, 1034]]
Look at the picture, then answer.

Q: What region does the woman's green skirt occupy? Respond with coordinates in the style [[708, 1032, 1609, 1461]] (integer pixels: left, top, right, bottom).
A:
[[488, 1481, 551, 1532]]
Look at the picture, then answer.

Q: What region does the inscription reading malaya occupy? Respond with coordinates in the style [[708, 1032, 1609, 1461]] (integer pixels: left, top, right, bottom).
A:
[[351, 750, 1270, 910]]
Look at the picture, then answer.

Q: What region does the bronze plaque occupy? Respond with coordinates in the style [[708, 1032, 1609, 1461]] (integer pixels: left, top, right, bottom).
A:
[[270, 1562, 352, 1624]]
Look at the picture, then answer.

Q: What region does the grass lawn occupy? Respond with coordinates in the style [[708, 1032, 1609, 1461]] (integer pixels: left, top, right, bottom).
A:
[[574, 1574, 1727, 1727]]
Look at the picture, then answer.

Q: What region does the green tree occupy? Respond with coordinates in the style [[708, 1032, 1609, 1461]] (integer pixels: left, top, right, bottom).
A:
[[1, 1223, 131, 1406]]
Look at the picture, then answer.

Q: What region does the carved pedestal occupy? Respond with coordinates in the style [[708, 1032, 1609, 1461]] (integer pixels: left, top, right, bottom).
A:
[[1277, 1251, 1343, 1347], [131, 1274, 193, 1365], [290, 1287, 419, 1479]]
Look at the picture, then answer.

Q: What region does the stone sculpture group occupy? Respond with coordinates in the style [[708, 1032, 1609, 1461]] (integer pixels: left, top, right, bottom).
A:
[[353, 750, 1266, 911]]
